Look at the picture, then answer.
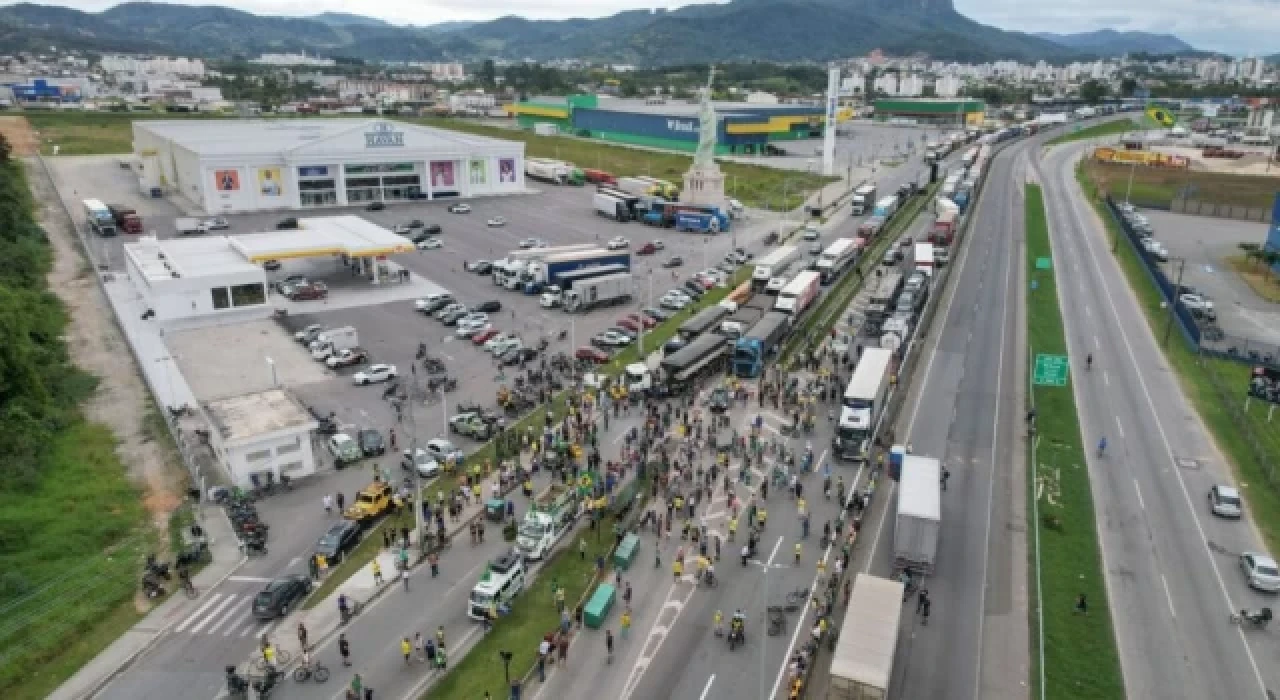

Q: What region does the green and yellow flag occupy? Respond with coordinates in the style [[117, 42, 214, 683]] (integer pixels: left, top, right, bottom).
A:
[[1145, 104, 1176, 128]]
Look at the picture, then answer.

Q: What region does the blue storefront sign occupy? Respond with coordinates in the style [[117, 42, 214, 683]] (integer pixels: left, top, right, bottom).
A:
[[298, 166, 329, 177], [1267, 194, 1280, 274]]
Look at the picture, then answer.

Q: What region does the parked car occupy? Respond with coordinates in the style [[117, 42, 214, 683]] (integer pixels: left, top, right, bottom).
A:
[[202, 217, 229, 230], [1180, 293, 1216, 318], [682, 280, 707, 298], [802, 223, 820, 241], [401, 448, 440, 478], [663, 256, 684, 268], [287, 282, 328, 301], [366, 201, 386, 211], [252, 574, 312, 620], [474, 300, 502, 313], [457, 320, 492, 338], [440, 308, 469, 325], [276, 275, 308, 294], [276, 217, 299, 230], [607, 236, 630, 250], [592, 330, 632, 348], [313, 521, 362, 565], [616, 317, 640, 333], [418, 238, 443, 250], [448, 203, 471, 214], [489, 337, 523, 356], [415, 293, 454, 313], [518, 238, 538, 249], [449, 413, 493, 440], [357, 428, 385, 456], [326, 348, 369, 368], [467, 260, 493, 274], [487, 217, 507, 227], [434, 302, 465, 320], [424, 223, 443, 235], [423, 437, 465, 465], [472, 328, 500, 345], [501, 346, 538, 365], [1240, 552, 1280, 592], [575, 346, 610, 363], [353, 364, 397, 385], [641, 307, 672, 322], [628, 313, 657, 329], [637, 242, 658, 255], [660, 292, 691, 310], [326, 433, 362, 467], [1209, 484, 1242, 518]]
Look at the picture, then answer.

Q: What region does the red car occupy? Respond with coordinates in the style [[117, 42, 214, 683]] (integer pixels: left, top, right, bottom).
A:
[[628, 313, 657, 329], [615, 317, 640, 333], [287, 282, 329, 301], [575, 346, 609, 364], [636, 242, 657, 255], [472, 328, 500, 345]]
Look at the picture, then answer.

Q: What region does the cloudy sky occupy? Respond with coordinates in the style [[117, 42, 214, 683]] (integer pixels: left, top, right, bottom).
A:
[[12, 0, 1279, 55]]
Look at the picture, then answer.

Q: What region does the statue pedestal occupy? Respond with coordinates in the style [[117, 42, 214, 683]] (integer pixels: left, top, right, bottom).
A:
[[682, 164, 726, 210]]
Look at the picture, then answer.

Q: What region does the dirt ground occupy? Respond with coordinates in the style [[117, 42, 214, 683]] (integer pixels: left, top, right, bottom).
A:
[[25, 156, 185, 543], [0, 116, 40, 156]]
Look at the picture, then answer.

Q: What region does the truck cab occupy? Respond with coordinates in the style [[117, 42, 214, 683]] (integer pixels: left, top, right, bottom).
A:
[[540, 286, 564, 308], [834, 407, 872, 462], [624, 362, 652, 394], [516, 484, 580, 560], [468, 552, 527, 620]]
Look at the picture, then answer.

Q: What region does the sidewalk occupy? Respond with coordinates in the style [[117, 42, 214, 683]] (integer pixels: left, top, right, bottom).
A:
[[48, 506, 245, 700]]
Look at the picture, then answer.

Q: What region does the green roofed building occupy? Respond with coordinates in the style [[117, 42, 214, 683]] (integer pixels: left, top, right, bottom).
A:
[[873, 98, 986, 127]]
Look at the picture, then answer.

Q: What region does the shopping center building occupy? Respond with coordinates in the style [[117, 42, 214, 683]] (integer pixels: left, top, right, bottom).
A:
[[132, 118, 527, 214]]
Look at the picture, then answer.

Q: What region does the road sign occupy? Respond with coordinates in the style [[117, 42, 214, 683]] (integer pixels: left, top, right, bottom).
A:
[[1033, 354, 1069, 387], [1035, 257, 1052, 270]]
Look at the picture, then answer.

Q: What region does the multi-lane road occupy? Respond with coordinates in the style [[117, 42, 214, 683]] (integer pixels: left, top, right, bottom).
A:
[[1038, 141, 1278, 700]]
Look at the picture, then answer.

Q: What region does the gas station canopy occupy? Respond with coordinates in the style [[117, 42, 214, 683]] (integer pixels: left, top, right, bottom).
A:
[[229, 215, 414, 263]]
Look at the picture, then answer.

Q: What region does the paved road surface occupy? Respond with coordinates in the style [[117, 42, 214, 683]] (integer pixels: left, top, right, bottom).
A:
[[1038, 141, 1276, 700]]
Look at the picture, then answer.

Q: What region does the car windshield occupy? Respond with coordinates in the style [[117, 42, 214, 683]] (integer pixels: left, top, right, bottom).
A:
[[254, 591, 275, 606], [519, 521, 545, 538], [1258, 563, 1280, 576], [357, 493, 378, 505], [470, 590, 495, 606], [837, 425, 866, 442], [1220, 493, 1241, 506]]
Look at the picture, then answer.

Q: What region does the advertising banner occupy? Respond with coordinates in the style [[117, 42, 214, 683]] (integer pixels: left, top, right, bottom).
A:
[[469, 159, 487, 185], [498, 158, 517, 183], [430, 161, 456, 188], [214, 169, 240, 192], [257, 167, 284, 197]]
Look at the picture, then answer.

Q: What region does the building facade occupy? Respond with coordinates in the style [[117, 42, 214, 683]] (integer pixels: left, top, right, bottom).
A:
[[133, 119, 526, 214], [873, 98, 985, 126], [204, 389, 319, 488]]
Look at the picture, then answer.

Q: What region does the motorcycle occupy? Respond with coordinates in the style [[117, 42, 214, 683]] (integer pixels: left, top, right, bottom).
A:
[[252, 667, 284, 699], [382, 383, 401, 400], [225, 666, 249, 698], [1230, 607, 1272, 629], [241, 536, 268, 557], [727, 622, 745, 650], [145, 553, 172, 580], [141, 572, 166, 599]]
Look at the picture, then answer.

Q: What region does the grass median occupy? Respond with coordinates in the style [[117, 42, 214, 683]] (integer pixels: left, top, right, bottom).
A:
[[1024, 184, 1124, 700], [1075, 164, 1280, 555], [1045, 119, 1137, 147]]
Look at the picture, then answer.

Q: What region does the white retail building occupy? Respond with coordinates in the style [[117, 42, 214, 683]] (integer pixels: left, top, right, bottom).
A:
[[132, 118, 527, 214], [203, 389, 320, 488]]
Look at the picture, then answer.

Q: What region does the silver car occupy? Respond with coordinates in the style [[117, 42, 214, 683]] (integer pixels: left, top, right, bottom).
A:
[[1209, 485, 1242, 518], [1240, 552, 1280, 592]]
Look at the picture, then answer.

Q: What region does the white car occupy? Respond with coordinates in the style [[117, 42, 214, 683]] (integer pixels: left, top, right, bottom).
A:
[[803, 223, 821, 240], [531, 239, 548, 249], [1241, 553, 1280, 592], [353, 364, 397, 385], [659, 293, 691, 310], [698, 268, 726, 284], [423, 438, 465, 465], [457, 321, 492, 338], [418, 237, 443, 250], [484, 333, 516, 352], [457, 312, 489, 326], [487, 216, 507, 227], [1180, 293, 1215, 314], [490, 337, 522, 355], [415, 292, 453, 312], [607, 237, 630, 250], [448, 203, 471, 214], [392, 223, 413, 235], [434, 302, 465, 320], [1208, 484, 1242, 517], [202, 217, 229, 230], [593, 331, 632, 348], [401, 448, 441, 478], [518, 238, 538, 249]]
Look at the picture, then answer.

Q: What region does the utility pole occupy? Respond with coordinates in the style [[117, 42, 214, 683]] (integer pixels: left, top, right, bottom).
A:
[[1163, 258, 1186, 347], [406, 360, 426, 549]]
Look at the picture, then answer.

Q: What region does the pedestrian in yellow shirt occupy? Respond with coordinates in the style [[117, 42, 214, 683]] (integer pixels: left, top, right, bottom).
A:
[[673, 559, 684, 581], [401, 637, 412, 665], [371, 560, 383, 585], [621, 608, 632, 638]]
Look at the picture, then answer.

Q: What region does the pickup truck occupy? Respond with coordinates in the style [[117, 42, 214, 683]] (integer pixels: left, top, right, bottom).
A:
[[343, 481, 396, 523]]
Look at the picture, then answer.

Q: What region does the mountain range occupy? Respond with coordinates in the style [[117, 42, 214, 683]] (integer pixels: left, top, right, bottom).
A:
[[1033, 29, 1193, 56], [0, 0, 1197, 66]]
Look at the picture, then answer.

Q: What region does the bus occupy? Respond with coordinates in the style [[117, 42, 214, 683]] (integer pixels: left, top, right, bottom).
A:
[[83, 199, 117, 236], [834, 347, 894, 462]]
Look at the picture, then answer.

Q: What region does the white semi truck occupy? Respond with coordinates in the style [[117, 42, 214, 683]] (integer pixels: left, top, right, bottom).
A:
[[894, 454, 941, 574], [563, 272, 634, 312], [516, 484, 581, 561], [828, 574, 905, 699]]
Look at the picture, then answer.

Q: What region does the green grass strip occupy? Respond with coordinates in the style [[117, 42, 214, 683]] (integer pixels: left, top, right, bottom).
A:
[[1045, 119, 1138, 147], [1024, 184, 1125, 700]]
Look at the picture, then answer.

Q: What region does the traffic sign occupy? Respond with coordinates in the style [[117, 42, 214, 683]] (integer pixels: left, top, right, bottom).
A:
[[1035, 257, 1052, 270], [1033, 354, 1070, 387]]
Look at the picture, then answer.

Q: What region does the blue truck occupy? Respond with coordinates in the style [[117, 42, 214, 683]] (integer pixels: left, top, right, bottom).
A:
[[522, 250, 632, 293], [731, 311, 792, 378], [643, 202, 731, 233], [952, 190, 971, 214]]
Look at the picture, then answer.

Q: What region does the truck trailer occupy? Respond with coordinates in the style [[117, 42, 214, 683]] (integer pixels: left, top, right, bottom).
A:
[[828, 574, 905, 700], [751, 245, 802, 288], [642, 201, 730, 233], [108, 204, 142, 234], [773, 270, 821, 317], [894, 455, 941, 574], [872, 195, 900, 220], [719, 296, 771, 339], [678, 305, 730, 342], [732, 312, 791, 378], [850, 184, 877, 215], [593, 192, 632, 222], [563, 272, 634, 313], [660, 332, 729, 384], [516, 483, 581, 560], [522, 250, 631, 291]]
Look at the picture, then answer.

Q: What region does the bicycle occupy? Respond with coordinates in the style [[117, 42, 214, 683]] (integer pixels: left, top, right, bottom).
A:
[[293, 662, 330, 683], [181, 578, 198, 599], [252, 649, 293, 672]]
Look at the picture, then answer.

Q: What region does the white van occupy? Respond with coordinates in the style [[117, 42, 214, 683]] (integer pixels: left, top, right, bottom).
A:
[[468, 552, 526, 620]]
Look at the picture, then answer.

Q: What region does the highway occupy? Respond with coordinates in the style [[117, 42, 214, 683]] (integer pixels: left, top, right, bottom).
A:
[[1038, 141, 1277, 699]]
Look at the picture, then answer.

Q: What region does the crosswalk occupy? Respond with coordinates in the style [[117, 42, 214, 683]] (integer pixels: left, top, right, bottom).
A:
[[170, 592, 265, 638]]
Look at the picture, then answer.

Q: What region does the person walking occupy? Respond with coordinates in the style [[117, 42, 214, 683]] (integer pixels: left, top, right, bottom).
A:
[[428, 552, 439, 578], [401, 637, 413, 665], [350, 674, 363, 697], [917, 588, 930, 614], [336, 492, 345, 512], [401, 567, 411, 592], [371, 560, 383, 586], [324, 494, 333, 514], [339, 633, 351, 666], [621, 608, 632, 639], [414, 632, 425, 662], [297, 622, 308, 651]]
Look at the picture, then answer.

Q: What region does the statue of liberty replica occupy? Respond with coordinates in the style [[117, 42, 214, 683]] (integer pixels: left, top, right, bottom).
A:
[[682, 66, 727, 210]]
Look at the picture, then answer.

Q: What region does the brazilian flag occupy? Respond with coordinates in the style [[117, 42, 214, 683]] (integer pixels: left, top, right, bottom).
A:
[[1145, 104, 1176, 128]]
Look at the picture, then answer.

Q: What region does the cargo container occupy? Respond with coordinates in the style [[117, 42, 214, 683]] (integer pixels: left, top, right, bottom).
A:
[[564, 272, 634, 313], [526, 158, 571, 184], [829, 574, 904, 700], [594, 191, 631, 222], [751, 245, 801, 288], [660, 332, 728, 384], [678, 305, 730, 342], [850, 184, 877, 215], [895, 455, 941, 573], [732, 311, 791, 378], [774, 270, 820, 317], [643, 201, 729, 232], [523, 250, 631, 291], [914, 242, 935, 277], [872, 196, 900, 220]]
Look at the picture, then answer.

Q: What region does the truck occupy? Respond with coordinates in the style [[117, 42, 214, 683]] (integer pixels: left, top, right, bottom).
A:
[[594, 191, 632, 222], [468, 551, 527, 620], [894, 455, 941, 573], [930, 209, 959, 246], [816, 238, 860, 285], [856, 217, 885, 242], [643, 201, 730, 233], [623, 362, 653, 393], [872, 196, 900, 220], [617, 176, 675, 200], [175, 217, 207, 236], [522, 250, 630, 291], [83, 199, 117, 236], [596, 187, 642, 220], [678, 305, 730, 342], [914, 242, 935, 277], [850, 184, 877, 215], [834, 346, 893, 462], [751, 245, 801, 289], [493, 259, 530, 289], [309, 326, 359, 361], [526, 158, 583, 185], [732, 311, 791, 378], [108, 204, 142, 234], [582, 168, 616, 185], [773, 270, 821, 317], [829, 574, 905, 699], [516, 483, 581, 560], [563, 272, 634, 313], [660, 332, 729, 385], [719, 296, 771, 339]]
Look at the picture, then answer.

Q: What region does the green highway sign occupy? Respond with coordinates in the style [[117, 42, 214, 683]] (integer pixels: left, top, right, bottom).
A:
[[1033, 354, 1070, 387], [1035, 257, 1052, 270]]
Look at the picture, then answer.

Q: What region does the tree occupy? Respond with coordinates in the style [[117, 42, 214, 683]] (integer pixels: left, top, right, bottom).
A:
[[1238, 242, 1264, 269], [1120, 78, 1137, 97], [481, 59, 497, 87], [1079, 79, 1108, 104]]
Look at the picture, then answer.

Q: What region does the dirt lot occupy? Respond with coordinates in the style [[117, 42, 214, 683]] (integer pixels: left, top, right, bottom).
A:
[[0, 117, 39, 156], [26, 156, 185, 532]]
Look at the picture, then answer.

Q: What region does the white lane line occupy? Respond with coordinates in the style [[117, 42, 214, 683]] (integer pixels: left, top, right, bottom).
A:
[[1115, 416, 1125, 439], [1133, 480, 1146, 511], [186, 594, 238, 635], [227, 576, 272, 583], [699, 675, 716, 700], [766, 536, 784, 567], [222, 607, 254, 637], [173, 592, 224, 633], [1103, 371, 1110, 387], [1093, 335, 1101, 349], [1161, 575, 1177, 619], [202, 597, 244, 636]]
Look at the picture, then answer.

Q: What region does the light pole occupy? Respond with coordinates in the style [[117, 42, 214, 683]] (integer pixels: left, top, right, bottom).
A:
[[499, 650, 514, 699], [406, 362, 426, 549], [1124, 159, 1137, 205], [1163, 257, 1186, 347]]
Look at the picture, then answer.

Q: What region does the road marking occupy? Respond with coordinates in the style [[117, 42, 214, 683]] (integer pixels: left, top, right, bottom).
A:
[[1161, 575, 1177, 619], [222, 607, 254, 637], [1085, 305, 1092, 318], [186, 594, 239, 635], [1103, 371, 1110, 387], [766, 536, 784, 567], [1093, 334, 1101, 349], [699, 675, 716, 700], [1133, 480, 1145, 511], [174, 593, 225, 633], [1115, 417, 1125, 439], [228, 576, 272, 583]]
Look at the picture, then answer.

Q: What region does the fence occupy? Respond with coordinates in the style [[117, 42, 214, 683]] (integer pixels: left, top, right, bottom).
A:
[[1170, 197, 1273, 223]]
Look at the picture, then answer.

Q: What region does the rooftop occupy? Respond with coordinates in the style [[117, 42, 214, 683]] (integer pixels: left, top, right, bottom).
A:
[[124, 235, 264, 283], [229, 215, 413, 262], [204, 388, 317, 445], [523, 95, 822, 117], [135, 118, 518, 157]]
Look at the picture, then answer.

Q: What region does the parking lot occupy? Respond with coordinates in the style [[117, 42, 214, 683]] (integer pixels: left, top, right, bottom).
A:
[[721, 124, 939, 174], [1140, 208, 1280, 346]]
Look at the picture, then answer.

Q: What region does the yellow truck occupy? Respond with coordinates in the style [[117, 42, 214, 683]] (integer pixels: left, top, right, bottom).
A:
[[343, 480, 396, 524]]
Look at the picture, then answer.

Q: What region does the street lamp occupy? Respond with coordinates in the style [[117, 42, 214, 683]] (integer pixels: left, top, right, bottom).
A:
[[499, 650, 514, 699]]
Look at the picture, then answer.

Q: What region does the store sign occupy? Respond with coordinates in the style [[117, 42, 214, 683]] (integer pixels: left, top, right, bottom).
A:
[[666, 119, 696, 133], [365, 122, 405, 148], [298, 166, 329, 177]]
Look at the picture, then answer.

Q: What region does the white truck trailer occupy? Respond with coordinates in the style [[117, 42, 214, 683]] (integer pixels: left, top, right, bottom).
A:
[[828, 574, 905, 700], [309, 326, 358, 361], [894, 454, 941, 574], [850, 184, 878, 215], [563, 272, 634, 312]]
